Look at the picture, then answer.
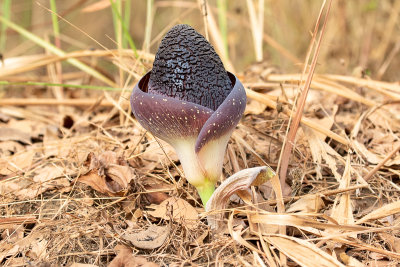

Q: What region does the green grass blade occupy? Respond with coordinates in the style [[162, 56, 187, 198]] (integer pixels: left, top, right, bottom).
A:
[[49, 0, 62, 52], [49, 0, 60, 40], [123, 0, 131, 49], [0, 0, 11, 51], [0, 16, 117, 87], [109, 0, 138, 57], [0, 80, 120, 91]]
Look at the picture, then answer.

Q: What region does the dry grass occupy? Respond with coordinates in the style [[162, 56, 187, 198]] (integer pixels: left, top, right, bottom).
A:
[[1, 0, 400, 266]]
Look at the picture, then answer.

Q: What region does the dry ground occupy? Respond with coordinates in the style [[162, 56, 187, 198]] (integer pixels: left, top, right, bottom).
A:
[[1, 1, 400, 266]]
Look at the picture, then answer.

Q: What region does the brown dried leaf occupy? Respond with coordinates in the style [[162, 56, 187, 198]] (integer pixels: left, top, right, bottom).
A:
[[379, 233, 400, 253], [69, 263, 99, 267], [303, 126, 341, 180], [0, 140, 25, 156], [287, 194, 325, 213], [7, 119, 47, 139], [147, 197, 198, 229], [77, 170, 111, 194], [26, 238, 48, 261], [33, 165, 64, 183], [138, 140, 178, 172], [77, 152, 135, 196], [0, 244, 19, 262], [1, 226, 24, 243], [0, 127, 31, 144], [244, 99, 267, 115], [108, 244, 159, 266], [122, 225, 169, 250], [0, 149, 35, 175]]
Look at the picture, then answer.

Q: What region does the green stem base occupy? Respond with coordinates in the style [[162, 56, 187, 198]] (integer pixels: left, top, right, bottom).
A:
[[196, 181, 215, 206]]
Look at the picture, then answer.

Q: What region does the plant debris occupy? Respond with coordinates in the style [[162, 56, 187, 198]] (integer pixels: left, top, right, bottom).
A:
[[1, 1, 400, 266]]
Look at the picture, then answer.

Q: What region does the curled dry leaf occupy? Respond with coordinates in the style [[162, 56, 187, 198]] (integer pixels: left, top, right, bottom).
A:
[[122, 225, 169, 250], [147, 197, 198, 229], [108, 244, 159, 267], [76, 152, 135, 196], [206, 166, 275, 230]]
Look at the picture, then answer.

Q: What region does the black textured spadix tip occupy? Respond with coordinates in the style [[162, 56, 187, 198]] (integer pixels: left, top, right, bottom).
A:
[[148, 24, 232, 111]]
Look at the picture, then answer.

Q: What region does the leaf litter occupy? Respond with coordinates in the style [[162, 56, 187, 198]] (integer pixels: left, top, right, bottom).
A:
[[1, 4, 400, 267]]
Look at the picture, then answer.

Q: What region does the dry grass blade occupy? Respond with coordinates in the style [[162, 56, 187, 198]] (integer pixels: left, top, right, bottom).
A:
[[249, 212, 367, 232], [356, 200, 400, 224], [264, 235, 345, 267], [0, 16, 117, 87], [245, 88, 349, 145], [279, 0, 333, 186]]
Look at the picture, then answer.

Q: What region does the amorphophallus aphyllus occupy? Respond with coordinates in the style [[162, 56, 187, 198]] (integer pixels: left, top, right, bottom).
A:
[[130, 24, 246, 205]]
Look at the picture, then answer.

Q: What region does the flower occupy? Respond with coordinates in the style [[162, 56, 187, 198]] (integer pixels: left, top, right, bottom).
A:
[[130, 24, 246, 205]]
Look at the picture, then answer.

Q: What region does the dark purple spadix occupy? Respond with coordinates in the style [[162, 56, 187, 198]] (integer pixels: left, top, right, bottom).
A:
[[148, 24, 232, 111], [130, 24, 246, 205]]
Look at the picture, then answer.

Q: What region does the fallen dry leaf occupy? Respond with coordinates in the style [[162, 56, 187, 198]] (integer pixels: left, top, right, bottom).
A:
[[109, 245, 159, 266], [26, 238, 48, 261], [1, 225, 24, 243], [287, 194, 325, 213], [123, 224, 169, 250], [244, 99, 267, 115], [33, 165, 65, 183], [147, 197, 198, 229], [0, 149, 35, 175], [379, 233, 400, 253], [0, 127, 31, 144], [69, 263, 99, 267], [0, 140, 25, 156], [0, 244, 19, 263], [76, 152, 135, 196]]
